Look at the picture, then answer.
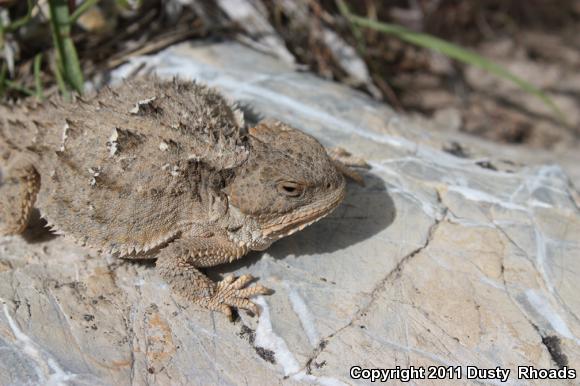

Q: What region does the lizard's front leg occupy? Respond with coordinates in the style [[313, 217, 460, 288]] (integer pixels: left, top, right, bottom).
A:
[[0, 152, 40, 235], [155, 237, 271, 319]]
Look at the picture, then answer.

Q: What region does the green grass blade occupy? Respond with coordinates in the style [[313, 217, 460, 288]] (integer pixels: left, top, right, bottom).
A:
[[61, 37, 84, 93], [48, 0, 84, 95], [116, 0, 143, 11], [0, 19, 4, 60], [0, 62, 7, 97], [52, 55, 69, 98], [5, 80, 35, 96], [34, 53, 44, 100], [5, 0, 35, 32], [336, 0, 566, 124], [70, 0, 101, 24]]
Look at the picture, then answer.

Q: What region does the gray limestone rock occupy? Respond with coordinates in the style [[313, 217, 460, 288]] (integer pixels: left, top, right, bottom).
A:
[[1, 41, 579, 385]]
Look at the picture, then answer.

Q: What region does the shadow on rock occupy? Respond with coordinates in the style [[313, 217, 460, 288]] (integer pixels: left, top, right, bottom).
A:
[[217, 170, 395, 273], [21, 209, 58, 244]]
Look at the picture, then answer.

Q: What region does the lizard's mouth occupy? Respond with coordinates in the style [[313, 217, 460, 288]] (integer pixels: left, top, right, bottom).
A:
[[261, 180, 346, 240]]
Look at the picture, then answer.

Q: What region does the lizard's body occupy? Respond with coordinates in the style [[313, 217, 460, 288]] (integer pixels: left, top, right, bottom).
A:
[[0, 79, 351, 318]]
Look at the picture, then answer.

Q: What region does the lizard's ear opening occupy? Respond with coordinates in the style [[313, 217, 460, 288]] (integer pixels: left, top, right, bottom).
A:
[[249, 119, 291, 143]]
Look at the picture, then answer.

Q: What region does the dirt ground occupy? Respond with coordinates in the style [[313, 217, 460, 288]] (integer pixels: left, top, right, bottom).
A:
[[2, 0, 579, 151], [267, 0, 580, 151]]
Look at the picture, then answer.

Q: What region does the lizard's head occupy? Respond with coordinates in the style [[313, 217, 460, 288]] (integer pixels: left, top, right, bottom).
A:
[[225, 120, 345, 247]]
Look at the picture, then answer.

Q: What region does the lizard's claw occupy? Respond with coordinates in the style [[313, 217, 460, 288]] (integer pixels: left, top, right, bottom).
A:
[[208, 274, 272, 320]]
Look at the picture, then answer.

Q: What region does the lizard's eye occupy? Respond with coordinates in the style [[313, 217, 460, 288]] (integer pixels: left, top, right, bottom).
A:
[[276, 181, 304, 197]]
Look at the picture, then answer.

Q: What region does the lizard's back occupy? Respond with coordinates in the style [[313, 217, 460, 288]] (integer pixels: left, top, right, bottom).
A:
[[0, 79, 248, 255]]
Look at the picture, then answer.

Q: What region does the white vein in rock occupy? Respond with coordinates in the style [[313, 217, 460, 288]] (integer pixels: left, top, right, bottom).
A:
[[255, 297, 346, 385], [525, 289, 579, 343], [1, 301, 75, 386], [285, 282, 320, 347]]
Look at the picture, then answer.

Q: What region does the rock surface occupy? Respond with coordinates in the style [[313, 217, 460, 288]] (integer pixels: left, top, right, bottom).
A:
[[1, 41, 579, 385]]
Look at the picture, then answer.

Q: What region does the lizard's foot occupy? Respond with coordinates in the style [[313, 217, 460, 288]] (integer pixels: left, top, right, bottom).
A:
[[327, 147, 369, 186], [156, 238, 273, 320], [201, 274, 271, 320]]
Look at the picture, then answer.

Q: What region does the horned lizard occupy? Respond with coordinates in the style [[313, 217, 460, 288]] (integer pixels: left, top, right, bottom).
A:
[[0, 79, 361, 319]]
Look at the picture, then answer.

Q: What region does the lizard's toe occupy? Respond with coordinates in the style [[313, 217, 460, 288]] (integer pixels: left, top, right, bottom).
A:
[[232, 274, 253, 289], [212, 275, 272, 318], [222, 274, 236, 285], [224, 298, 260, 315], [220, 304, 234, 321]]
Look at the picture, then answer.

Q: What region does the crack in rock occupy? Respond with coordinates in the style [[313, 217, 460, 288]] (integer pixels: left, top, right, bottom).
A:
[[304, 207, 447, 374], [493, 222, 573, 371]]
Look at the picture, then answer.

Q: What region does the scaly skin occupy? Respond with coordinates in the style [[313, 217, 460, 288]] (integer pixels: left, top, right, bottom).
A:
[[0, 79, 360, 318]]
